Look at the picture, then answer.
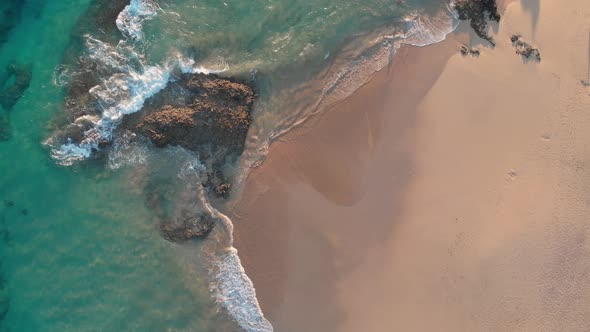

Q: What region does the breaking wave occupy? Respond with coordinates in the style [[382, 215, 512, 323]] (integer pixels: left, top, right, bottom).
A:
[[240, 3, 459, 174]]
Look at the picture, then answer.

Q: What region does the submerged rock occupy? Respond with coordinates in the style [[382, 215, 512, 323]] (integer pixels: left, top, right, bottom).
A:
[[120, 72, 256, 202], [460, 45, 469, 56], [159, 214, 215, 242], [454, 0, 500, 46], [511, 34, 541, 62], [0, 63, 32, 111]]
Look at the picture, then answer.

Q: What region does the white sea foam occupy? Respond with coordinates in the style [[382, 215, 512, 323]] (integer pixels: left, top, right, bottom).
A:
[[107, 131, 149, 169], [50, 35, 225, 166], [116, 0, 159, 40], [181, 160, 273, 332]]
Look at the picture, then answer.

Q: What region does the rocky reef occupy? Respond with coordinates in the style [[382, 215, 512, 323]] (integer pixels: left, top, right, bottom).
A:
[[51, 0, 258, 243], [511, 34, 541, 62], [121, 71, 255, 190], [159, 215, 215, 242], [121, 73, 255, 158], [454, 0, 501, 46]]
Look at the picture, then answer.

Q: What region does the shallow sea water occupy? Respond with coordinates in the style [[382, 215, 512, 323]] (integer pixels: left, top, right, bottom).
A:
[[0, 1, 231, 331], [0, 0, 456, 330]]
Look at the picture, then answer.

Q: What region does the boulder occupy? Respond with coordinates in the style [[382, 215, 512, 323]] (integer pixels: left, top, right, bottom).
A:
[[159, 215, 215, 242], [121, 73, 256, 157], [511, 34, 541, 62], [454, 0, 501, 46]]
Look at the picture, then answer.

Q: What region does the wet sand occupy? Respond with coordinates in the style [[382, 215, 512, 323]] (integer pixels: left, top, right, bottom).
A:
[[232, 0, 590, 331]]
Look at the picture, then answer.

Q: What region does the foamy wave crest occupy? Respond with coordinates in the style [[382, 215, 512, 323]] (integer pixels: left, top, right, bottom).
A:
[[49, 42, 170, 165], [107, 131, 149, 170], [401, 3, 459, 47], [212, 249, 274, 332], [49, 35, 225, 166], [116, 0, 160, 40]]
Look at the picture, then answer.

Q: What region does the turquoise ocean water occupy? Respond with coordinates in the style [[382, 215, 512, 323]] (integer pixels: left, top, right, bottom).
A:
[[0, 0, 457, 330]]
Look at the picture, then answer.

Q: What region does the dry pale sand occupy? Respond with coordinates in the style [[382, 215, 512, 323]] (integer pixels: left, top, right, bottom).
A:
[[232, 0, 590, 331]]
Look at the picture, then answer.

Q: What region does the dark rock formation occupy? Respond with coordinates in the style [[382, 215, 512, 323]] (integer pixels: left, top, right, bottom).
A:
[[460, 45, 480, 57], [454, 0, 501, 46], [213, 183, 232, 199], [122, 73, 255, 156], [511, 35, 541, 62], [120, 72, 255, 212], [460, 45, 469, 56], [134, 74, 256, 242], [159, 215, 215, 242]]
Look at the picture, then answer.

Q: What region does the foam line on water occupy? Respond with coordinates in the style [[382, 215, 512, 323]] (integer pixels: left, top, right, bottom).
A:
[[182, 160, 274, 332], [116, 0, 159, 40]]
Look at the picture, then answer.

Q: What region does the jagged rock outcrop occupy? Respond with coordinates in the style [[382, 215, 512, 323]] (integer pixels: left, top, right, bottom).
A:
[[460, 45, 480, 57], [0, 1, 27, 48], [454, 0, 501, 46], [122, 72, 255, 202], [159, 215, 215, 242], [511, 35, 541, 62], [121, 72, 256, 241], [122, 73, 255, 157]]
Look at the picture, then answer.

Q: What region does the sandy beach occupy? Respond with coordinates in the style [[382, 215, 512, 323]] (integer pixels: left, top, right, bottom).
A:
[[232, 0, 590, 331]]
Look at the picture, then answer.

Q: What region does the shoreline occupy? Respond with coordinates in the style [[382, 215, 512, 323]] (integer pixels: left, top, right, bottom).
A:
[[232, 35, 460, 332], [232, 0, 590, 330]]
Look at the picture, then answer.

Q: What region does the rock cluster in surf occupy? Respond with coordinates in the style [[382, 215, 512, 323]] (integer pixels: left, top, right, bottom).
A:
[[159, 214, 216, 242], [51, 0, 257, 242], [121, 73, 255, 159], [121, 73, 256, 241], [454, 0, 501, 46], [460, 45, 480, 57], [510, 34, 541, 62]]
